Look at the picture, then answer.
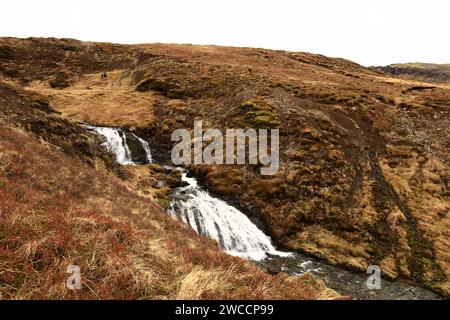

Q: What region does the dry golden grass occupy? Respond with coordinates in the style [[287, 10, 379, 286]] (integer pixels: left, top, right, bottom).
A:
[[176, 266, 232, 300], [379, 154, 450, 293], [26, 71, 156, 129], [285, 226, 370, 271], [121, 165, 158, 200]]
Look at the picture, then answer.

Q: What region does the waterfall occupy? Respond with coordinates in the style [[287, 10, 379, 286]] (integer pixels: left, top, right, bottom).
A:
[[85, 126, 152, 165], [86, 125, 287, 260], [169, 171, 291, 261], [90, 126, 134, 165], [82, 125, 442, 299], [135, 135, 153, 163]]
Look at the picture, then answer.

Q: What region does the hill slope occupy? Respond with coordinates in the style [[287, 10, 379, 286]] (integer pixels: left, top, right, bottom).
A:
[[0, 78, 334, 299], [1, 37, 449, 297]]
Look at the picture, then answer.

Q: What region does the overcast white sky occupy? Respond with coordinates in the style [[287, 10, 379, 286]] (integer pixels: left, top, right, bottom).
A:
[[1, 0, 449, 66]]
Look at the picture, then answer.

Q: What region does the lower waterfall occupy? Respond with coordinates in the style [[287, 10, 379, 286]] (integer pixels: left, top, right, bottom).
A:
[[168, 171, 290, 261]]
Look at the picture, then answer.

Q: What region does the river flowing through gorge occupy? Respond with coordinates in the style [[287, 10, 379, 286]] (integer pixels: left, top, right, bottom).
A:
[[85, 125, 442, 300]]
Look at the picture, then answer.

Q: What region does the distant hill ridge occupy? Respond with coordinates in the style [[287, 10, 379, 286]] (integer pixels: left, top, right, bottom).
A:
[[373, 63, 450, 83]]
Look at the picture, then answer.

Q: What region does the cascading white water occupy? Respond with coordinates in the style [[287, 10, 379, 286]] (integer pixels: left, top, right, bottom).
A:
[[92, 126, 133, 165], [135, 135, 153, 163], [86, 125, 287, 260], [85, 126, 152, 165], [169, 172, 290, 261]]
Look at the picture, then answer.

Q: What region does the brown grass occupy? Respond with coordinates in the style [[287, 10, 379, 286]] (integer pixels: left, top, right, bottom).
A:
[[26, 71, 156, 129]]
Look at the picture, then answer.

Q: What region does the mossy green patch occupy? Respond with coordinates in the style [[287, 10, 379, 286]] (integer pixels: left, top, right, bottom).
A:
[[156, 197, 170, 209], [237, 100, 281, 129]]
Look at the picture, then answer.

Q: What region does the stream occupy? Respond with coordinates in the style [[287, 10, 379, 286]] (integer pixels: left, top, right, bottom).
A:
[[86, 125, 442, 300]]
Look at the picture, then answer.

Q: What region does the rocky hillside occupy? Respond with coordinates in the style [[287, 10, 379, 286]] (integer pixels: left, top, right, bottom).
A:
[[373, 63, 450, 83], [0, 41, 336, 300], [1, 37, 449, 298]]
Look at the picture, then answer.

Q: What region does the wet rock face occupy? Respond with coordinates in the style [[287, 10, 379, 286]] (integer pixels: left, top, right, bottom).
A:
[[123, 131, 149, 164]]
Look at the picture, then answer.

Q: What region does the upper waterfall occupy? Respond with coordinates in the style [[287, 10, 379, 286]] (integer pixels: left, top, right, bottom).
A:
[[85, 126, 152, 165]]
